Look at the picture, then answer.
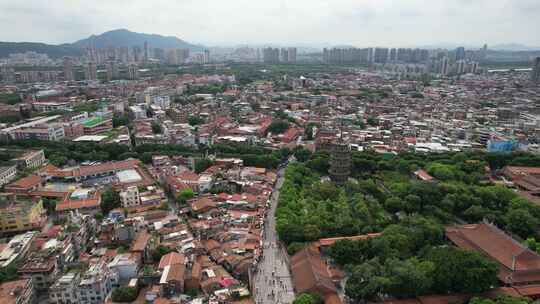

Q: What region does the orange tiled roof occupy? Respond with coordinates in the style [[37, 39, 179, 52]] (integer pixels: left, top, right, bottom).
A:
[[446, 223, 540, 285], [55, 195, 101, 212], [317, 233, 382, 247], [158, 252, 185, 270], [131, 231, 151, 252], [5, 174, 42, 190]]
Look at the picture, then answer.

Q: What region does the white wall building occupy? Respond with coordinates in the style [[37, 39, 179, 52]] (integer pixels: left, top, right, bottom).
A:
[[0, 165, 17, 186], [78, 261, 119, 304], [120, 186, 140, 208]]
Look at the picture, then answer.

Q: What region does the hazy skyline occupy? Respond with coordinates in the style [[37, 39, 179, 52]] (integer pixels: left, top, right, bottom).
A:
[[1, 0, 540, 47]]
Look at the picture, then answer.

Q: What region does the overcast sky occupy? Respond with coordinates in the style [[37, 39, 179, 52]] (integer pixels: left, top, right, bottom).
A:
[[1, 0, 540, 47]]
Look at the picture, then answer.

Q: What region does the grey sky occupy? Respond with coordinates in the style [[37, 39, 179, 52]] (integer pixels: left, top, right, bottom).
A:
[[1, 0, 539, 47]]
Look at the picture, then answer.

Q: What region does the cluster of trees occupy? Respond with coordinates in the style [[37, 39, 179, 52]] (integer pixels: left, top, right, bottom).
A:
[[0, 93, 22, 105], [6, 139, 135, 167], [0, 149, 18, 166], [185, 83, 227, 95], [329, 218, 498, 301], [5, 139, 292, 170], [112, 112, 130, 128], [276, 163, 392, 251], [275, 150, 540, 301], [267, 120, 290, 134], [470, 296, 532, 304], [135, 143, 198, 163], [194, 158, 214, 173], [339, 151, 540, 240], [101, 187, 121, 215], [72, 101, 100, 113], [210, 143, 291, 169], [343, 247, 497, 301], [384, 165, 540, 239], [0, 264, 19, 283], [188, 115, 205, 126], [176, 188, 195, 204], [42, 197, 58, 215], [151, 122, 162, 134], [293, 293, 322, 304], [111, 286, 138, 302], [152, 245, 174, 261]]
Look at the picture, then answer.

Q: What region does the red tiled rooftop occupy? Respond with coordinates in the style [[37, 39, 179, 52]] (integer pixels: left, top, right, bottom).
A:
[[158, 252, 185, 270], [504, 166, 540, 176], [414, 169, 435, 182], [446, 223, 540, 284], [177, 171, 200, 182], [0, 279, 30, 303], [446, 223, 540, 271], [131, 231, 151, 252], [317, 233, 382, 247], [5, 174, 42, 190], [47, 159, 140, 179], [56, 197, 100, 211]]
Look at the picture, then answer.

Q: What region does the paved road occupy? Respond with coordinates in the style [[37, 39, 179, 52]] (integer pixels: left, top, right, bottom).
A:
[[253, 168, 296, 304]]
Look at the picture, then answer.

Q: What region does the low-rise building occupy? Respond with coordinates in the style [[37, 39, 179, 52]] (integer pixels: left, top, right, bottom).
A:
[[82, 117, 113, 135], [11, 123, 65, 141], [107, 253, 140, 282], [18, 253, 57, 292], [78, 261, 119, 304], [14, 150, 46, 169], [0, 165, 17, 186], [446, 223, 540, 286], [55, 189, 101, 218], [0, 193, 45, 235], [0, 278, 35, 304], [120, 186, 140, 208], [49, 272, 80, 304], [4, 175, 43, 194], [0, 231, 36, 267]]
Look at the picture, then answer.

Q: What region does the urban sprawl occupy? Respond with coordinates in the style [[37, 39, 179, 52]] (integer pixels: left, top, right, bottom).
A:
[[0, 41, 540, 304]]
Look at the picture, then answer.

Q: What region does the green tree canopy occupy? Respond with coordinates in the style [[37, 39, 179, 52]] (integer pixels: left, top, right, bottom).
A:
[[111, 287, 138, 302], [101, 187, 121, 215], [267, 119, 290, 134]]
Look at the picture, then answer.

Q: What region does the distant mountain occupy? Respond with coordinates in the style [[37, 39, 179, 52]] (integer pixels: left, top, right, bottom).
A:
[[72, 29, 203, 51], [0, 42, 82, 59], [490, 43, 540, 51], [0, 29, 203, 59]]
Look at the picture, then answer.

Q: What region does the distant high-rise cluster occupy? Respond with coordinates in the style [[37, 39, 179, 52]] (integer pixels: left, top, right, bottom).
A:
[[323, 47, 429, 64], [85, 62, 97, 80], [532, 57, 540, 83], [455, 46, 466, 61], [427, 47, 480, 76], [166, 49, 190, 65], [204, 49, 211, 64], [280, 48, 297, 63], [323, 48, 371, 64], [263, 47, 297, 64], [83, 42, 191, 66], [323, 46, 480, 76], [63, 57, 75, 81], [128, 64, 139, 80], [106, 60, 118, 81]]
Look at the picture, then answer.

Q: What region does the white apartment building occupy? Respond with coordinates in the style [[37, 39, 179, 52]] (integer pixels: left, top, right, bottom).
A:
[[0, 165, 17, 186], [49, 272, 80, 304], [107, 253, 139, 282], [15, 150, 46, 169], [120, 186, 140, 208], [78, 261, 119, 304]]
